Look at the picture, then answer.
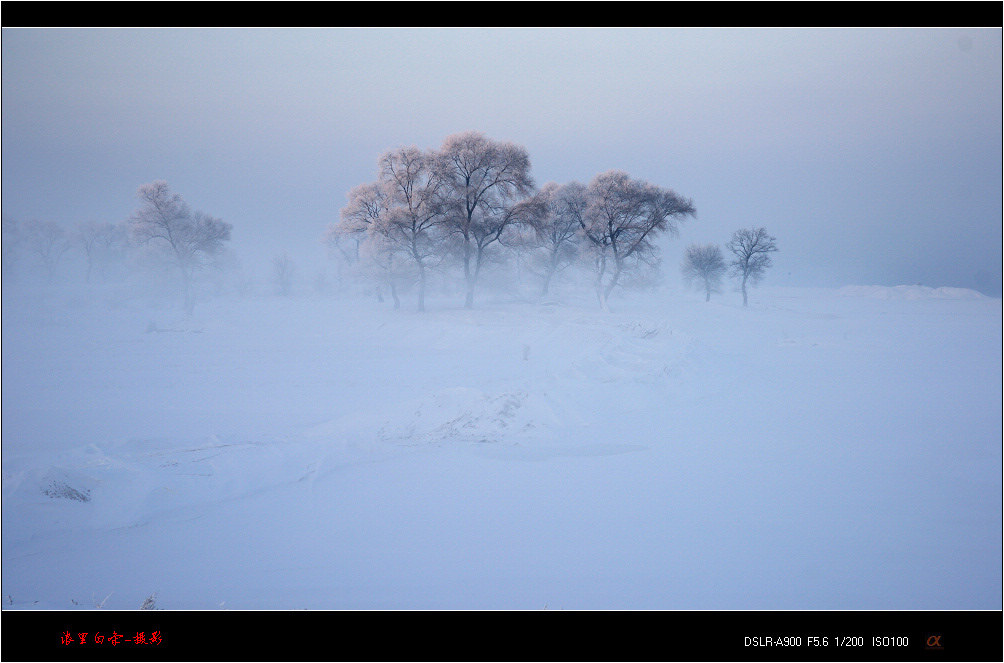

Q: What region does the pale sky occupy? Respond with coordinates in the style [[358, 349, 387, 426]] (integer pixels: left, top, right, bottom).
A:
[[3, 27, 1001, 290]]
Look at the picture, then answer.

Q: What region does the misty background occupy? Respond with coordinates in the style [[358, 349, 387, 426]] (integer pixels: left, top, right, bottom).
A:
[[2, 27, 1002, 294], [3, 24, 1002, 615]]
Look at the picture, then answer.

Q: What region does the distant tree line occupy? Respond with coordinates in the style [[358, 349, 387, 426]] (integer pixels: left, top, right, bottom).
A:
[[2, 181, 234, 314], [3, 216, 129, 286], [1, 132, 784, 314], [326, 131, 697, 311]]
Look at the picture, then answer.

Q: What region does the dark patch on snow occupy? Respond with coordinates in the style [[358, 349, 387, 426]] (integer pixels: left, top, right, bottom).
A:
[[42, 480, 91, 502]]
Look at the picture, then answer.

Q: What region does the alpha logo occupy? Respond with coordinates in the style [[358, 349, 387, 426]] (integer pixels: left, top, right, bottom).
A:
[[925, 635, 944, 650]]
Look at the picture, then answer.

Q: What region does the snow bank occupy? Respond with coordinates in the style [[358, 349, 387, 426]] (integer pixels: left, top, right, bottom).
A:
[[838, 284, 990, 300]]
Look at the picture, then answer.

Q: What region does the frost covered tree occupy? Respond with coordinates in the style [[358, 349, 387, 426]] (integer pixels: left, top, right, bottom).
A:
[[374, 146, 447, 311], [462, 184, 544, 304], [726, 226, 778, 306], [23, 218, 72, 283], [325, 182, 386, 292], [358, 229, 416, 309], [128, 181, 232, 314], [526, 181, 587, 297], [681, 243, 726, 302], [328, 182, 385, 264], [435, 131, 535, 308], [578, 171, 695, 310], [331, 180, 404, 307], [333, 147, 447, 310]]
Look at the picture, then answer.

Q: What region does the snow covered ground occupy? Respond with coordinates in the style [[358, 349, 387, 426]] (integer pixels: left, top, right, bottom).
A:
[[2, 282, 1001, 610]]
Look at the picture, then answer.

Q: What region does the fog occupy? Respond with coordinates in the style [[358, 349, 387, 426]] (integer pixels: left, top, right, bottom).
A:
[[3, 27, 1001, 294], [2, 26, 1002, 615]]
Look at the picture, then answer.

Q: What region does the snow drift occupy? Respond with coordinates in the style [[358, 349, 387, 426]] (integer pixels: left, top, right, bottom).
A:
[[2, 284, 1000, 610]]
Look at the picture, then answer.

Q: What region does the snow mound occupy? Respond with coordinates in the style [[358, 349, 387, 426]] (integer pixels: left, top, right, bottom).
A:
[[563, 321, 688, 384], [838, 285, 989, 300], [2, 436, 327, 536]]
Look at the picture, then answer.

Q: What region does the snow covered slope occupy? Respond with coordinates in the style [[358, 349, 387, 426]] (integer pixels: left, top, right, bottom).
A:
[[2, 284, 1000, 609]]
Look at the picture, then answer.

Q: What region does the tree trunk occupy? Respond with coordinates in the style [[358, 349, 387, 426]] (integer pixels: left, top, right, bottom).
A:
[[597, 286, 610, 312], [182, 271, 195, 315], [540, 269, 553, 298], [593, 253, 608, 309], [540, 251, 559, 297], [417, 261, 426, 312], [390, 280, 400, 310], [741, 274, 748, 307], [466, 247, 485, 309], [463, 237, 474, 309], [602, 264, 622, 308]]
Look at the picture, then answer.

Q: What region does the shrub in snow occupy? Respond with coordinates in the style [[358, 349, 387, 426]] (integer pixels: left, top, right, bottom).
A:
[[42, 480, 91, 502]]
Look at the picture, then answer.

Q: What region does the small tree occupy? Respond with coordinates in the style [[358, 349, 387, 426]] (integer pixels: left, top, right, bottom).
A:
[[272, 252, 295, 296], [128, 181, 232, 314], [726, 227, 778, 306], [681, 243, 726, 302]]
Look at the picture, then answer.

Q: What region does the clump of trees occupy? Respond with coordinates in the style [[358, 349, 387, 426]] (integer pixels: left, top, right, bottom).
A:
[[12, 135, 791, 317], [682, 227, 778, 306], [329, 131, 696, 311]]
